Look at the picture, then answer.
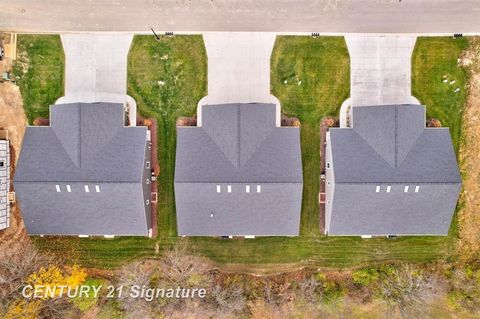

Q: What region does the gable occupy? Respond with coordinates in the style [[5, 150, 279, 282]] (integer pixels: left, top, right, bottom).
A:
[[15, 103, 147, 182], [175, 103, 302, 183], [331, 104, 460, 184], [352, 105, 425, 168]]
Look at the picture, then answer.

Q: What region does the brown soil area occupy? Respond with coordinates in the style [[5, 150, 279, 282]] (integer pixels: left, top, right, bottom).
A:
[[0, 78, 28, 257], [457, 37, 480, 262], [0, 83, 27, 155]]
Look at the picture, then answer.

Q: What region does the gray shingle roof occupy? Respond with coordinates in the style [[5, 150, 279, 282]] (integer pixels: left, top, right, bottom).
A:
[[14, 103, 151, 236], [330, 105, 460, 183], [329, 183, 460, 235], [15, 103, 146, 182], [175, 103, 303, 236], [326, 104, 461, 236]]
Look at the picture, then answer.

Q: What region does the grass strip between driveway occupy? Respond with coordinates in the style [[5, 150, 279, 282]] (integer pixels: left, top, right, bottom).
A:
[[30, 35, 468, 270]]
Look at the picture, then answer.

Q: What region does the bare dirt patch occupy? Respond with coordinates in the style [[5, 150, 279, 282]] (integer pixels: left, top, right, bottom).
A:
[[0, 73, 28, 258], [0, 83, 27, 155], [457, 37, 480, 262]]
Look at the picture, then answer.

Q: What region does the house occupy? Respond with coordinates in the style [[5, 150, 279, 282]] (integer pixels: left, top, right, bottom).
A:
[[174, 103, 303, 236], [14, 103, 154, 237], [325, 104, 461, 236], [0, 136, 10, 230]]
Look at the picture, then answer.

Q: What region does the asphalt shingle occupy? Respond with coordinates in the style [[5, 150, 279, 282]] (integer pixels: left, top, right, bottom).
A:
[[14, 103, 152, 236], [175, 103, 303, 236]]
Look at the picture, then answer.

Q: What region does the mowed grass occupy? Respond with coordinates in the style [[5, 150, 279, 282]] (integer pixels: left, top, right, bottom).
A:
[[412, 37, 469, 153], [12, 35, 64, 123], [412, 37, 470, 239], [271, 36, 350, 236], [31, 36, 468, 269], [34, 35, 208, 268], [127, 35, 207, 239]]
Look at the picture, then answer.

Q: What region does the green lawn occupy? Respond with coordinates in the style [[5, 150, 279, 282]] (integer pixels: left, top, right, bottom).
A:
[[127, 35, 207, 239], [34, 35, 208, 268], [271, 36, 350, 236], [31, 35, 469, 270], [12, 35, 64, 123], [412, 37, 469, 153]]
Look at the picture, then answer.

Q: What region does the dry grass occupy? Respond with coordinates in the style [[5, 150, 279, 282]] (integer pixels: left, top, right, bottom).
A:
[[457, 37, 480, 262]]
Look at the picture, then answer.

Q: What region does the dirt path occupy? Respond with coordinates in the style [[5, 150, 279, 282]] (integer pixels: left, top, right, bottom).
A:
[[0, 80, 28, 257], [457, 37, 480, 262]]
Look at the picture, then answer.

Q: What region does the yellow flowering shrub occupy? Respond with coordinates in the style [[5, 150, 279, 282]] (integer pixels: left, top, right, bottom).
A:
[[26, 264, 87, 298], [3, 300, 42, 319]]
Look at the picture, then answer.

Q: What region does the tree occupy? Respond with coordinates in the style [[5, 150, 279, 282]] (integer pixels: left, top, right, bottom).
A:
[[0, 242, 56, 300], [0, 242, 86, 319], [117, 261, 155, 319], [380, 265, 442, 318], [159, 241, 208, 286], [210, 284, 247, 318]]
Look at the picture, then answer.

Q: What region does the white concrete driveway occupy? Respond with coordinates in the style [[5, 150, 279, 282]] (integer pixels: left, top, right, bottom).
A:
[[198, 32, 280, 126], [56, 34, 137, 123], [346, 36, 419, 106], [57, 34, 133, 104]]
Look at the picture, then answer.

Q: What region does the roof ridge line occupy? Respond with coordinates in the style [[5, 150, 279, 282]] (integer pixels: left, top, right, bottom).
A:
[[239, 127, 277, 169], [174, 181, 303, 184], [238, 105, 276, 169], [335, 181, 461, 185], [81, 123, 123, 166], [199, 127, 239, 171], [14, 181, 143, 184], [237, 104, 241, 168], [395, 106, 428, 168], [50, 104, 82, 169], [79, 104, 82, 168], [394, 106, 398, 168], [350, 129, 394, 168], [50, 126, 81, 169]]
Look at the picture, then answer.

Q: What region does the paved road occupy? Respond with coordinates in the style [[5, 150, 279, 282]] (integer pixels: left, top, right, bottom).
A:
[[56, 34, 137, 124], [1, 0, 479, 33], [346, 35, 419, 106]]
